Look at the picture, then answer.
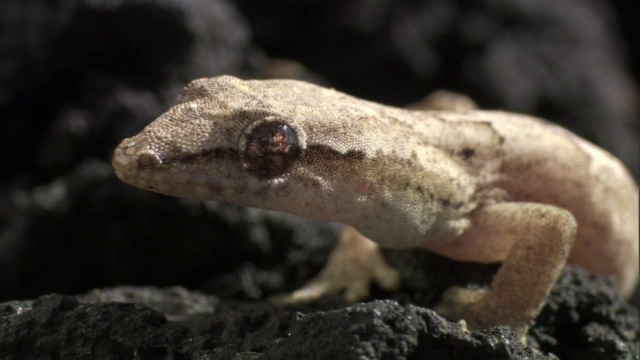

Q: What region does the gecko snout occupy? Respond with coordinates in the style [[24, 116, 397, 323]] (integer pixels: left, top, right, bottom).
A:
[[112, 139, 162, 183]]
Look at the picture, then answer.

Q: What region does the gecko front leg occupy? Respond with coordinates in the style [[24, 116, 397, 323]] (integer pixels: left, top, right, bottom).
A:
[[272, 226, 401, 304], [430, 203, 577, 340]]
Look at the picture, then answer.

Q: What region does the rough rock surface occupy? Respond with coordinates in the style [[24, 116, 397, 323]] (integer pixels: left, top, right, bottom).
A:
[[0, 0, 638, 359], [1, 269, 637, 359]]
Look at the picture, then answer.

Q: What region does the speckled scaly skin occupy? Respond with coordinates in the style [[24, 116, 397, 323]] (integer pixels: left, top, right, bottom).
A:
[[113, 76, 638, 341]]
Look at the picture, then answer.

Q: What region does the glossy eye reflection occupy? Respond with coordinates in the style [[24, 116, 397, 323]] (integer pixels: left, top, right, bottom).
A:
[[242, 122, 299, 179]]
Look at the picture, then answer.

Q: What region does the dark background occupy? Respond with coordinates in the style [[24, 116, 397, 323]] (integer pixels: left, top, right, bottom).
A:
[[0, 0, 638, 305]]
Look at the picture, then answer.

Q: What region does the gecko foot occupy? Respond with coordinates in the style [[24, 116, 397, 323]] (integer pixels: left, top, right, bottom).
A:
[[270, 226, 401, 304], [436, 286, 528, 343]]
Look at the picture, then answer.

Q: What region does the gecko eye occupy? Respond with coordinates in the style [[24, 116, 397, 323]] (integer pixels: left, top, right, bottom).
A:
[[241, 122, 299, 179]]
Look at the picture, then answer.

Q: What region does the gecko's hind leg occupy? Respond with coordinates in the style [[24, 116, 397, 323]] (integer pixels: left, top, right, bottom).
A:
[[271, 225, 401, 304]]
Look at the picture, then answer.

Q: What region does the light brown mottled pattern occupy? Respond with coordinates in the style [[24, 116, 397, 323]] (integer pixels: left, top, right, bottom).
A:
[[113, 76, 638, 342]]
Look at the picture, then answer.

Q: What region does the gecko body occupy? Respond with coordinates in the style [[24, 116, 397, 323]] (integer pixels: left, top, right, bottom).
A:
[[113, 76, 639, 340]]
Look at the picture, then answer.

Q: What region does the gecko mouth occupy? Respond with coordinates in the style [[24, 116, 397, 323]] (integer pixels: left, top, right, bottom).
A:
[[112, 138, 283, 200]]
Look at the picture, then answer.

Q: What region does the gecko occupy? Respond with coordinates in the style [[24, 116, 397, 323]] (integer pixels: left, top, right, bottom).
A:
[[112, 75, 639, 341]]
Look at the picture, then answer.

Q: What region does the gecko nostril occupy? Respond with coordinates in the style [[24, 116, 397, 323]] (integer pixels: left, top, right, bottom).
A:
[[138, 152, 162, 167]]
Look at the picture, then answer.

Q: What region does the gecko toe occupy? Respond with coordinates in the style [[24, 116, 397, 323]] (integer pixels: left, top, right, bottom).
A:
[[436, 286, 528, 344]]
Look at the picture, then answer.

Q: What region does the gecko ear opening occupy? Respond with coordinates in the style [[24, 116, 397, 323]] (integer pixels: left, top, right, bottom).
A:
[[239, 119, 300, 179]]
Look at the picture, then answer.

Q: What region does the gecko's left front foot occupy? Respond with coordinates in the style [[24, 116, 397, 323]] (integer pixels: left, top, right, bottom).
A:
[[435, 286, 527, 342], [271, 226, 401, 304], [429, 203, 578, 344]]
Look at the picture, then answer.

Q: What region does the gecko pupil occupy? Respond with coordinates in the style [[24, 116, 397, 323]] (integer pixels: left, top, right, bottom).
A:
[[243, 122, 298, 178]]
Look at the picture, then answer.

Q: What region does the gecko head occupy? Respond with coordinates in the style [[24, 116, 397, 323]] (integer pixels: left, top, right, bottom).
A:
[[112, 76, 327, 213], [112, 108, 306, 203], [112, 76, 415, 227]]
